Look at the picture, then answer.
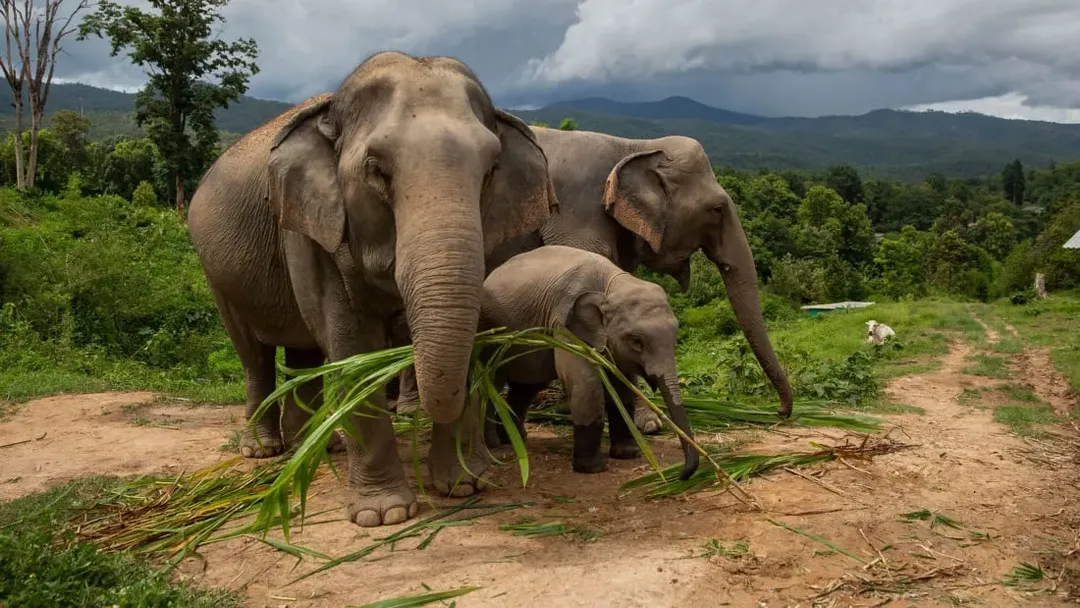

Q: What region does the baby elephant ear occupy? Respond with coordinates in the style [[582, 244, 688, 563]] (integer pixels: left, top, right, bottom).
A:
[[564, 291, 607, 349]]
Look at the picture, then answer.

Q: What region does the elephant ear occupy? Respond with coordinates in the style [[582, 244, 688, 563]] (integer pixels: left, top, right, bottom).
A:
[[601, 149, 672, 253], [266, 96, 346, 253], [480, 108, 560, 258], [563, 291, 607, 349]]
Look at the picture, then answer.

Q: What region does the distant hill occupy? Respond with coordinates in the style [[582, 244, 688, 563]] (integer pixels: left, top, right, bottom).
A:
[[4, 83, 1080, 181], [0, 83, 291, 141], [545, 96, 766, 126], [515, 97, 1080, 180]]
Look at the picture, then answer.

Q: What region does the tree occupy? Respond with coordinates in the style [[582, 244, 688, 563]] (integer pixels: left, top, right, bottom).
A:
[[969, 211, 1017, 261], [1002, 159, 1025, 205], [0, 0, 90, 189], [50, 109, 90, 164], [79, 0, 259, 220], [558, 116, 577, 131], [822, 164, 865, 204]]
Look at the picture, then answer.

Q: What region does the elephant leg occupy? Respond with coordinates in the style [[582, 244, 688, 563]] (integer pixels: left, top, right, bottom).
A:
[[279, 347, 346, 454], [284, 237, 416, 527], [394, 366, 420, 414], [428, 392, 491, 497], [555, 349, 606, 474], [606, 373, 642, 460], [239, 342, 282, 458], [330, 328, 416, 527], [212, 295, 283, 458]]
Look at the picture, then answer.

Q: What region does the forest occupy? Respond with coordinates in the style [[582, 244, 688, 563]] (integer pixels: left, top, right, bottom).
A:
[[2, 0, 1080, 606]]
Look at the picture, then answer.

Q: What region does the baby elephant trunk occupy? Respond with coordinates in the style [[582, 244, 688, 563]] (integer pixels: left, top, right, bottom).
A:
[[652, 371, 700, 481]]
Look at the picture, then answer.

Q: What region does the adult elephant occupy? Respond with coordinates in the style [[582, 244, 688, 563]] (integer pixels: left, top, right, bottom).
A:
[[394, 128, 794, 426], [187, 51, 558, 527]]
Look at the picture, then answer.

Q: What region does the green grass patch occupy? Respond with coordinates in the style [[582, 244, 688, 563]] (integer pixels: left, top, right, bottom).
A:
[[0, 477, 242, 607], [1000, 383, 1041, 403], [993, 404, 1057, 437], [994, 291, 1080, 394], [962, 354, 1010, 379]]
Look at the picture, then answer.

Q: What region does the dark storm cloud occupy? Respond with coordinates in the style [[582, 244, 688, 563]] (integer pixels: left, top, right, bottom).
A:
[[58, 0, 1080, 119]]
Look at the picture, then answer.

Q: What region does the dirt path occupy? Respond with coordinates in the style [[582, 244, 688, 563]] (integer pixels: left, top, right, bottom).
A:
[[2, 317, 1078, 607]]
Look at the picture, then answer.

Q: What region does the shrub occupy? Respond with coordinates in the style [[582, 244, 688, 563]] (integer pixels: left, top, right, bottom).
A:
[[131, 180, 158, 207]]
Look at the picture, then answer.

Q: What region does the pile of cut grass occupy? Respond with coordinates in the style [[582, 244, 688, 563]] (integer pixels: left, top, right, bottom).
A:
[[522, 394, 884, 433], [621, 434, 914, 498], [0, 477, 242, 607]]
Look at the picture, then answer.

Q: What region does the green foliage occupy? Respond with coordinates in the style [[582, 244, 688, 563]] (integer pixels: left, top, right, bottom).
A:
[[1001, 158, 1025, 205], [558, 116, 578, 131], [1032, 202, 1080, 291], [79, 0, 260, 209], [0, 187, 240, 401], [874, 226, 932, 299], [0, 477, 242, 607], [131, 180, 158, 207]]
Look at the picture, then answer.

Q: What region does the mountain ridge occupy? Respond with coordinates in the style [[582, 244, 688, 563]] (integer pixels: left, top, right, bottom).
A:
[[5, 83, 1080, 181]]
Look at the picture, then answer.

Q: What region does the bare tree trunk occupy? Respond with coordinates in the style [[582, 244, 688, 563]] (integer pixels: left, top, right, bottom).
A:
[[0, 0, 30, 189], [11, 92, 25, 189], [19, 0, 90, 187], [25, 106, 41, 188], [175, 171, 185, 221], [1035, 273, 1048, 299]]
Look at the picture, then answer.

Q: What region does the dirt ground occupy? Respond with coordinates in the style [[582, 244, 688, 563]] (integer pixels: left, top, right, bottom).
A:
[[2, 317, 1079, 607]]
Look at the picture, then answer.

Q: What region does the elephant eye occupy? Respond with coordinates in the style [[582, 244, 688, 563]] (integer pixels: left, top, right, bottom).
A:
[[627, 334, 645, 352], [364, 157, 391, 194]]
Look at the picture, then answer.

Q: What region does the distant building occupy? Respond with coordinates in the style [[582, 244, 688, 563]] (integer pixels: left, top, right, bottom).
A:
[[1065, 229, 1080, 249]]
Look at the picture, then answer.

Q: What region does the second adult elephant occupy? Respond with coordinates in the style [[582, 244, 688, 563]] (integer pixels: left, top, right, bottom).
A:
[[533, 128, 793, 423]]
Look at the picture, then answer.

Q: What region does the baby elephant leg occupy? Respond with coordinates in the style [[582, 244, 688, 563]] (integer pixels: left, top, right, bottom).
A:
[[555, 349, 607, 474]]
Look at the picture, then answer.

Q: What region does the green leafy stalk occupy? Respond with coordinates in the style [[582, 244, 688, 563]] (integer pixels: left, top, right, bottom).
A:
[[347, 586, 481, 608], [252, 326, 700, 538]]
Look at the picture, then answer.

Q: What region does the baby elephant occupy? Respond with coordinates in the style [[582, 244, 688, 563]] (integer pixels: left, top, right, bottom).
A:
[[479, 245, 699, 480]]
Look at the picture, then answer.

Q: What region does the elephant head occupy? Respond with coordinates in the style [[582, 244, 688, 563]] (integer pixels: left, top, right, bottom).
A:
[[266, 52, 558, 424], [600, 137, 793, 417], [567, 277, 699, 480]]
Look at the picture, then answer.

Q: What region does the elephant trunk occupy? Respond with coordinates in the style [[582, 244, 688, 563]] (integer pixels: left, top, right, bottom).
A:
[[394, 171, 486, 426], [705, 204, 794, 418], [651, 368, 699, 481]]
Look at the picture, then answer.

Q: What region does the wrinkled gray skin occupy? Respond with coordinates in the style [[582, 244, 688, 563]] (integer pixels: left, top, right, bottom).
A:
[[478, 245, 699, 479], [187, 51, 558, 527], [394, 128, 794, 428]]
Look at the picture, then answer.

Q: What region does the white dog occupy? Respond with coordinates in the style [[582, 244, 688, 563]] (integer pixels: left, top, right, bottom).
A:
[[866, 320, 895, 345]]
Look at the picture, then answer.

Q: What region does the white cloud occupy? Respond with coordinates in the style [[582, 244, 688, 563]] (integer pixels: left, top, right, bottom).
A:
[[903, 92, 1080, 124], [521, 0, 1080, 107], [55, 0, 1080, 121]]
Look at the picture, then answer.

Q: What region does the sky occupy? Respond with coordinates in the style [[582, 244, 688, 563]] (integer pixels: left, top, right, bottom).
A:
[[62, 0, 1080, 122]]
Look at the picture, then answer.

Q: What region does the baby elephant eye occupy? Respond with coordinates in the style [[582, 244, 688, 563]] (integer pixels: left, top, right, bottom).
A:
[[628, 335, 645, 352]]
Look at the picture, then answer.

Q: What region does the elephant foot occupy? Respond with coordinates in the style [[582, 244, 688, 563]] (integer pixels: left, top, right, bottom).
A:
[[240, 427, 284, 459], [609, 440, 641, 460], [346, 478, 419, 527], [572, 420, 607, 473], [326, 430, 346, 453], [572, 451, 607, 474], [634, 405, 663, 435], [393, 397, 419, 415], [429, 449, 491, 497], [484, 419, 504, 449]]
